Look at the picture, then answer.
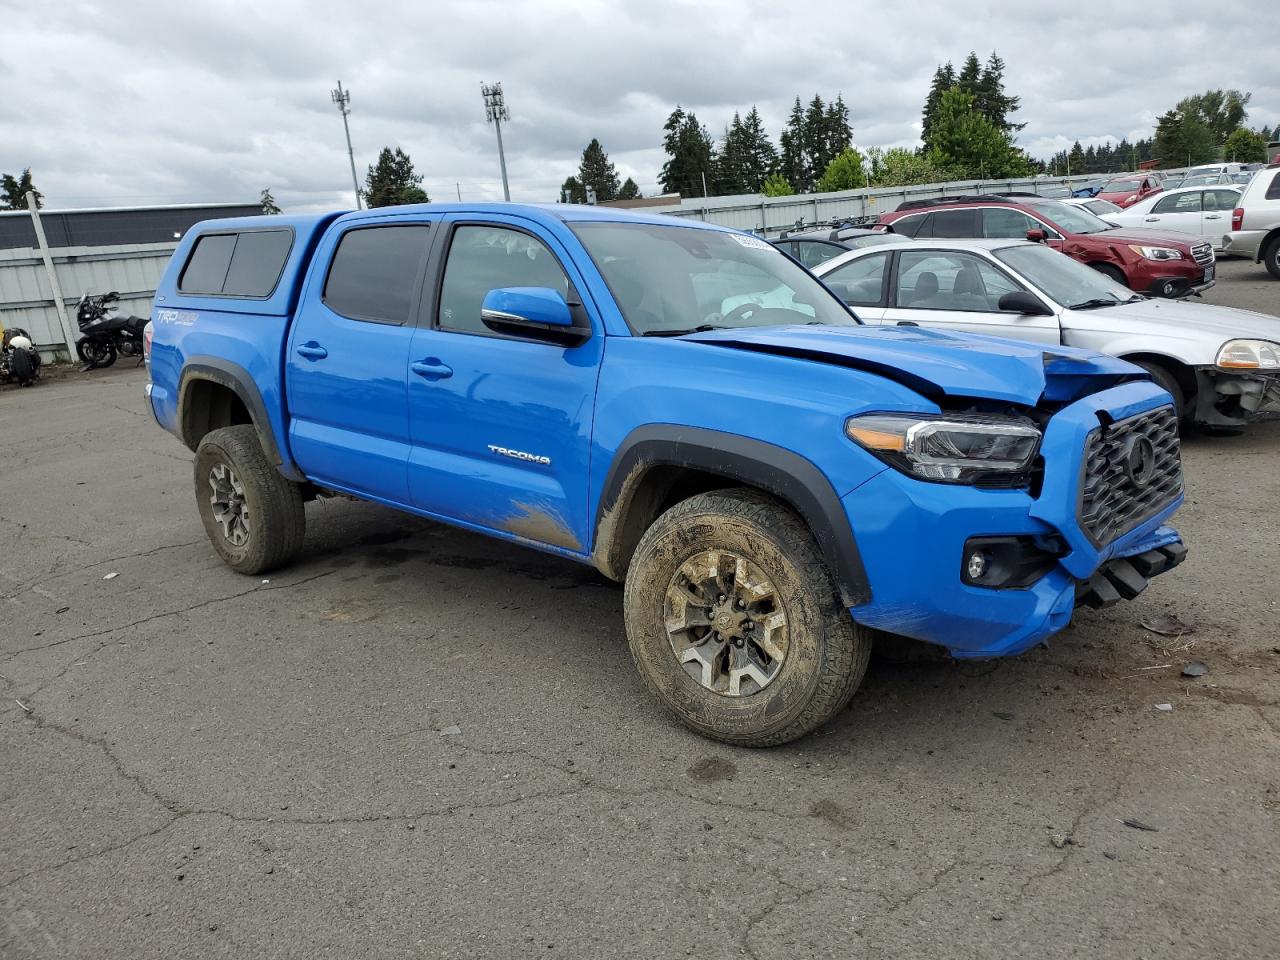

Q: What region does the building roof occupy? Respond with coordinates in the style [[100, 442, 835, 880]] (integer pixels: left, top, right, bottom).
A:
[[0, 202, 263, 250]]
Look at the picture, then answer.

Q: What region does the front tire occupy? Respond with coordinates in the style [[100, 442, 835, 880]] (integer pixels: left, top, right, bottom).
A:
[[623, 488, 871, 746], [194, 425, 305, 574], [77, 339, 116, 368], [1135, 360, 1187, 425], [1091, 263, 1129, 288]]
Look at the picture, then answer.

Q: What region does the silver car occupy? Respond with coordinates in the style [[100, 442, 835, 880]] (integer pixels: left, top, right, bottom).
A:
[[1221, 166, 1280, 277], [814, 238, 1280, 427]]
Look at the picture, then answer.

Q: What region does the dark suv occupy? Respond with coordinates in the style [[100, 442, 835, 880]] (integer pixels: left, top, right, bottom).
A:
[[770, 225, 902, 269], [878, 196, 1214, 298]]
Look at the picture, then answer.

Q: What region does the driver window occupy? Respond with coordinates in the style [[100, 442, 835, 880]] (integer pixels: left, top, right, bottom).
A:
[[982, 208, 1037, 239], [896, 251, 1022, 312], [438, 226, 570, 335], [1154, 192, 1202, 214]]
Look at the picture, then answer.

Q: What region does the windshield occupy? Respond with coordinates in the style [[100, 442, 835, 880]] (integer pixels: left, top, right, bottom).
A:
[[571, 222, 858, 335], [1103, 179, 1141, 193], [994, 244, 1135, 309], [1084, 199, 1122, 215], [1026, 200, 1114, 235]]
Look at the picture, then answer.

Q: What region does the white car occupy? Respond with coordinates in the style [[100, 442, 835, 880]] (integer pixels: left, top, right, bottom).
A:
[[1059, 196, 1125, 218], [1103, 185, 1242, 250], [813, 238, 1280, 428]]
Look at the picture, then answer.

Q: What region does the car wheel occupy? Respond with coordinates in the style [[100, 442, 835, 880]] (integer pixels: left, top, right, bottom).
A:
[[1092, 263, 1129, 288], [194, 425, 305, 575], [1264, 236, 1280, 280], [624, 488, 871, 746], [1135, 360, 1186, 425]]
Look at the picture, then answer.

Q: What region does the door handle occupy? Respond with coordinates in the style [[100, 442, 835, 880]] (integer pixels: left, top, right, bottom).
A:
[[296, 341, 328, 360], [1204, 214, 1222, 220], [1143, 217, 1160, 222], [411, 358, 453, 380]]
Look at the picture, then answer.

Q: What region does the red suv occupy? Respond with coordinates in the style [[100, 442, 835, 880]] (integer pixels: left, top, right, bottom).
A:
[[1096, 174, 1162, 208], [878, 196, 1215, 297]]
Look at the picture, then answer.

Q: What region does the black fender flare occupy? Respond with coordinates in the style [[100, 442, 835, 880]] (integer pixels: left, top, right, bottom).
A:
[[178, 358, 302, 480], [592, 425, 870, 607]]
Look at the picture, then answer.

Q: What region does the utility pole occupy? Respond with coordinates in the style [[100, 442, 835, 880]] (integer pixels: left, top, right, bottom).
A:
[[481, 82, 511, 201], [330, 81, 362, 209]]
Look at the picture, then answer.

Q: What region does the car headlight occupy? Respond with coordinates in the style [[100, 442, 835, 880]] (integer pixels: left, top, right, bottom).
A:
[[1217, 339, 1280, 370], [845, 413, 1042, 484], [1128, 244, 1183, 261]]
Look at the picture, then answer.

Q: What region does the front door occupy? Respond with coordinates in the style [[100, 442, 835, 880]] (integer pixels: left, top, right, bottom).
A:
[[286, 219, 437, 504], [1140, 190, 1203, 234], [405, 216, 603, 554], [881, 249, 1061, 344]]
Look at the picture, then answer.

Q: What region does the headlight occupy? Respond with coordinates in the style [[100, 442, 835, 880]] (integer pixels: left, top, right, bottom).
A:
[[845, 413, 1042, 484], [1217, 339, 1280, 370], [1128, 244, 1183, 261]]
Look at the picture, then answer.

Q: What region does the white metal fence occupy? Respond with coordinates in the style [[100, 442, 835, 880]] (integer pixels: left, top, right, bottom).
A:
[[0, 240, 177, 361]]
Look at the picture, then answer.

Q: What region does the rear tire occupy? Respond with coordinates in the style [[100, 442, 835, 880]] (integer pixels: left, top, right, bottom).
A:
[[1135, 360, 1187, 425], [623, 488, 871, 746], [1264, 236, 1280, 280], [194, 425, 305, 575]]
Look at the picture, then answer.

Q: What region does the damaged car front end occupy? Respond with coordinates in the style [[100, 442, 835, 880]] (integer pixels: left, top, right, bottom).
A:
[[1194, 339, 1280, 427]]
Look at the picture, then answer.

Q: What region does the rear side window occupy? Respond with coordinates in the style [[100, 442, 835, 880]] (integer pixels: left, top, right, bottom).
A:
[[178, 230, 293, 297], [892, 214, 929, 238], [323, 225, 432, 324], [821, 253, 889, 306], [1266, 173, 1280, 201], [930, 209, 980, 238]]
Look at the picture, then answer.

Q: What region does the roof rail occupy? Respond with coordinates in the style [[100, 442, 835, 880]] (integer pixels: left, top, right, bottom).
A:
[[895, 194, 1013, 211]]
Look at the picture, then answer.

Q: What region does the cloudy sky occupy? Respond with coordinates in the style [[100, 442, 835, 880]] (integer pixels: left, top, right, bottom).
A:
[[4, 0, 1278, 212]]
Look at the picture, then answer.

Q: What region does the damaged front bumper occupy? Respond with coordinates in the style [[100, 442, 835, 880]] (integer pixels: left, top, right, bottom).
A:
[[842, 380, 1186, 659], [1194, 368, 1280, 427]]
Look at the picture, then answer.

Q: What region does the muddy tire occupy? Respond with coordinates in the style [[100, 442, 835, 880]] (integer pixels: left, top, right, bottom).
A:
[[194, 425, 305, 575], [624, 488, 871, 746]]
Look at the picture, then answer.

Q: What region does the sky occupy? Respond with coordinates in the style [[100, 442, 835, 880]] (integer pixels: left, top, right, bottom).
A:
[[3, 0, 1278, 213]]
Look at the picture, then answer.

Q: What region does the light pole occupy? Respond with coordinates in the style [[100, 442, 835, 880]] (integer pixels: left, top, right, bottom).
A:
[[481, 82, 511, 201], [331, 81, 362, 209]]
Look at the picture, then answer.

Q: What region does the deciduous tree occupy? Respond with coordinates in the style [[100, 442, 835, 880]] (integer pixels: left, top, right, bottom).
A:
[[926, 89, 1028, 179], [815, 147, 867, 192]]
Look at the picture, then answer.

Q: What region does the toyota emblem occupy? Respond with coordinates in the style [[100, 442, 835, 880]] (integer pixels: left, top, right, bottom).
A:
[[1123, 435, 1157, 489]]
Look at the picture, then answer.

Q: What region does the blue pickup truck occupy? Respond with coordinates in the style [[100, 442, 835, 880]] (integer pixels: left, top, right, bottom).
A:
[[145, 203, 1187, 745]]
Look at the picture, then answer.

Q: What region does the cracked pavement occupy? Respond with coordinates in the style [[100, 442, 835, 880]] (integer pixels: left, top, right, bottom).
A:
[[3, 274, 1279, 958]]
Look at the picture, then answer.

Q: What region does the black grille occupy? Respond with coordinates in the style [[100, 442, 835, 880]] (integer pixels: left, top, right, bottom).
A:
[[1191, 240, 1214, 266], [1079, 406, 1183, 545]]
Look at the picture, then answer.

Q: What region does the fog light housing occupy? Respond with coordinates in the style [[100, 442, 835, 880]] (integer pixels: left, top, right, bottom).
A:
[[961, 536, 1066, 589]]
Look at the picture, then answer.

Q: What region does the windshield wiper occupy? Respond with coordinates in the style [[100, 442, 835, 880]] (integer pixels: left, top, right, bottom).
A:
[[641, 324, 724, 337], [1068, 298, 1124, 310]]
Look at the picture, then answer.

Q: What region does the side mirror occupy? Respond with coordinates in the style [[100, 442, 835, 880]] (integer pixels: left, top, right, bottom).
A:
[[481, 287, 589, 344], [998, 291, 1054, 316], [1026, 229, 1047, 243]]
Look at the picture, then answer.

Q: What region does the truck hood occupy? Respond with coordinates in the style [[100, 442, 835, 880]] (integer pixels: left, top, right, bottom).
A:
[[1072, 297, 1280, 341], [682, 324, 1141, 406]]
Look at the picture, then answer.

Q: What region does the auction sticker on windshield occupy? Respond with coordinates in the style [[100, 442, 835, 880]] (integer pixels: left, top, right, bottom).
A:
[[730, 234, 772, 251]]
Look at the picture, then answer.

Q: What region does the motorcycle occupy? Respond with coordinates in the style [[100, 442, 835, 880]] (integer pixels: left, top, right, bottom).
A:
[[75, 292, 147, 369], [1, 326, 41, 386]]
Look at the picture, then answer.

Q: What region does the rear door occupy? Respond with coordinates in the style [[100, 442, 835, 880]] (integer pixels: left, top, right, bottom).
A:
[[285, 217, 437, 504], [881, 248, 1060, 343], [1201, 189, 1239, 247], [403, 215, 603, 554], [1140, 191, 1202, 234]]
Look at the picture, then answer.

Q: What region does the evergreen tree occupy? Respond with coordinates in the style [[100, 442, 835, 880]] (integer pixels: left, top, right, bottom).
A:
[[0, 168, 42, 210], [975, 52, 1023, 133], [1154, 107, 1217, 167], [578, 138, 620, 202], [956, 52, 983, 96], [715, 113, 753, 195], [618, 177, 641, 200], [560, 175, 586, 204], [364, 147, 429, 207], [1067, 140, 1086, 175], [921, 62, 956, 149], [741, 106, 779, 191], [801, 94, 829, 187], [925, 89, 1028, 179], [260, 188, 282, 215], [660, 106, 716, 197], [778, 97, 809, 191]]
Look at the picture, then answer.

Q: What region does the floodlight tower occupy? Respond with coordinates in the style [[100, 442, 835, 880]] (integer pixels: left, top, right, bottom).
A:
[[481, 82, 511, 201], [331, 81, 362, 209]]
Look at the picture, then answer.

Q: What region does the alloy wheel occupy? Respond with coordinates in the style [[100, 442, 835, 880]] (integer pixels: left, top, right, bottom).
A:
[[208, 462, 250, 546]]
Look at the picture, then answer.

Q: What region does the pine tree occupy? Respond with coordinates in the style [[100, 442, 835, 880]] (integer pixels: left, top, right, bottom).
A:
[[778, 97, 809, 192], [975, 52, 1023, 134], [1067, 140, 1086, 175], [260, 188, 282, 215], [925, 89, 1028, 180], [618, 178, 641, 200], [660, 107, 716, 197], [741, 106, 778, 191], [0, 168, 42, 210], [823, 95, 854, 163], [363, 148, 429, 207], [715, 113, 752, 195], [801, 94, 829, 186], [578, 138, 620, 202], [956, 52, 983, 96], [921, 62, 956, 149]]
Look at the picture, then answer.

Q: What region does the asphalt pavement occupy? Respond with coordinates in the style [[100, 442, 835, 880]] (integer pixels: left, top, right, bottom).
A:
[[2, 261, 1278, 958]]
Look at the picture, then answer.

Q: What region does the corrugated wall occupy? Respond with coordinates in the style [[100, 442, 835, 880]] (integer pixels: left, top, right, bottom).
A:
[[0, 242, 178, 359]]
